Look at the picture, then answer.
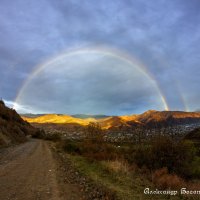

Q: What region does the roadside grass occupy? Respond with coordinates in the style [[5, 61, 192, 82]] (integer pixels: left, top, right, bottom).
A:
[[58, 136, 200, 200], [67, 154, 181, 200]]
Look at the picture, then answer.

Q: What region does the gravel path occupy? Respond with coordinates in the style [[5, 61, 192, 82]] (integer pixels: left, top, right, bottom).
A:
[[0, 139, 83, 200]]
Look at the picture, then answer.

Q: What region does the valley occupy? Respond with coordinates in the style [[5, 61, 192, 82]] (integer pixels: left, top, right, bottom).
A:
[[22, 110, 200, 142], [1, 0, 200, 199], [1, 101, 200, 200]]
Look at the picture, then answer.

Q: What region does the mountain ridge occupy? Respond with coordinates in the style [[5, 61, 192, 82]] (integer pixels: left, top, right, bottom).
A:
[[22, 110, 200, 129]]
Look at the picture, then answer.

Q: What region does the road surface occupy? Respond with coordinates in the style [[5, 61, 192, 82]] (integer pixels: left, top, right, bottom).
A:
[[0, 139, 83, 200]]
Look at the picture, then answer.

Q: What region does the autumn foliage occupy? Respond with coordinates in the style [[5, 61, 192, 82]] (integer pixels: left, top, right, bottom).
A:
[[134, 135, 198, 178]]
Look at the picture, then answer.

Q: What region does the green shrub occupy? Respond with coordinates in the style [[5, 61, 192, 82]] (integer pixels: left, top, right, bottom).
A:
[[62, 139, 118, 161], [134, 136, 198, 178], [44, 133, 61, 141], [32, 129, 46, 139], [63, 140, 81, 154]]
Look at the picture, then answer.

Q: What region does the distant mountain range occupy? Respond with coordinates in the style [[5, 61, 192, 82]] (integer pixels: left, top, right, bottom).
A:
[[22, 110, 200, 129], [72, 114, 109, 119], [21, 113, 109, 119]]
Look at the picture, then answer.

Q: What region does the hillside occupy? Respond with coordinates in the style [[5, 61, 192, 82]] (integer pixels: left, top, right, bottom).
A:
[[22, 114, 96, 125], [135, 110, 200, 127], [0, 100, 37, 146], [22, 110, 200, 129], [185, 127, 200, 143]]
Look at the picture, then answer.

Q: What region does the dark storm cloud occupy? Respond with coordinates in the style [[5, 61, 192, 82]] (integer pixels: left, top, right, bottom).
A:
[[0, 0, 199, 113], [16, 54, 164, 115]]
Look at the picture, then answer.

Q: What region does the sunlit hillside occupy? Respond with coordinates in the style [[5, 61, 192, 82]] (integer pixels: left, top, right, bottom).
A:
[[22, 114, 96, 126], [22, 110, 200, 129]]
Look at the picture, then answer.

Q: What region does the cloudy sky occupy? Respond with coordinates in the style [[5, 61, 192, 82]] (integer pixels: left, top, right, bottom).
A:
[[0, 0, 199, 114]]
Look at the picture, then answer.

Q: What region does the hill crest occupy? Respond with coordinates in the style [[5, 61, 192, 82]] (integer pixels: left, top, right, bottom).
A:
[[22, 110, 200, 129]]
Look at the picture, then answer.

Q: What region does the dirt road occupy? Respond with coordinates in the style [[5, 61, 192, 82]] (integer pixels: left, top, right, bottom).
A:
[[0, 139, 83, 200]]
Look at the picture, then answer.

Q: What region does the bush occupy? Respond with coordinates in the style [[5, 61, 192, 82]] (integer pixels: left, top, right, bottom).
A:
[[80, 139, 117, 161], [102, 159, 130, 175], [85, 122, 104, 142], [134, 136, 198, 178], [32, 130, 61, 141], [152, 168, 185, 189], [63, 140, 81, 154], [134, 145, 154, 169], [32, 129, 46, 139], [62, 139, 118, 161], [174, 140, 197, 178], [44, 133, 61, 141], [63, 123, 117, 161]]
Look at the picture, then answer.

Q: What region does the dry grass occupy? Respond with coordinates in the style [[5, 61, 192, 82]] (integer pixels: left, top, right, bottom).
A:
[[152, 168, 186, 189], [102, 159, 130, 175], [187, 181, 200, 191], [67, 154, 183, 200]]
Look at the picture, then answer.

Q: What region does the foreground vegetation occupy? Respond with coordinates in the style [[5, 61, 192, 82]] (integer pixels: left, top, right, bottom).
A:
[[35, 123, 200, 199], [61, 142, 200, 199]]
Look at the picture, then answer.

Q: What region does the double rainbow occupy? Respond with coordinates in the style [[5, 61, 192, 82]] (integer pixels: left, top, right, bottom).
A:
[[15, 46, 170, 111]]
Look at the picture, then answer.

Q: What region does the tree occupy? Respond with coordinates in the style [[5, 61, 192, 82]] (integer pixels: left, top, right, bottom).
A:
[[85, 122, 103, 142]]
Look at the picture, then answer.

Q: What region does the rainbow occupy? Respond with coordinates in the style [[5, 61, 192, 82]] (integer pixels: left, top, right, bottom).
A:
[[14, 46, 170, 111], [150, 51, 188, 112]]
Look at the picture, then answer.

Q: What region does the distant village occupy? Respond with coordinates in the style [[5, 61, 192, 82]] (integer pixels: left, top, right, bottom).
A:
[[36, 122, 200, 143]]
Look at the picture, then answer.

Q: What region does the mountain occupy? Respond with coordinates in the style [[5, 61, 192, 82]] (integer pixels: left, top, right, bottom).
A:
[[98, 116, 131, 129], [21, 113, 110, 119], [22, 114, 96, 126], [0, 100, 37, 146], [20, 113, 46, 118], [22, 110, 200, 129], [72, 114, 109, 119], [22, 114, 135, 129], [136, 110, 200, 127], [20, 113, 110, 119]]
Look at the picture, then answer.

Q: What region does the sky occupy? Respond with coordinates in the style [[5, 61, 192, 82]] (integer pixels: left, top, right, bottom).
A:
[[0, 0, 199, 115]]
